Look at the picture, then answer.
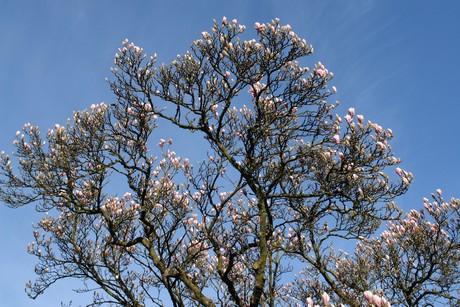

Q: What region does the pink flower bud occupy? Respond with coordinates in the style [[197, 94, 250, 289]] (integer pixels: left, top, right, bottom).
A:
[[373, 295, 382, 306], [316, 69, 325, 77], [344, 114, 353, 124], [333, 134, 340, 144], [254, 22, 265, 32], [364, 291, 373, 303], [376, 142, 386, 150], [348, 108, 355, 117], [387, 128, 393, 137], [321, 292, 330, 305]]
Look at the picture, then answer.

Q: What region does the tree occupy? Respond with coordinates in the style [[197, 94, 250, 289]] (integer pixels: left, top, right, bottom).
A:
[[293, 191, 460, 307], [1, 17, 456, 306], [331, 191, 460, 307]]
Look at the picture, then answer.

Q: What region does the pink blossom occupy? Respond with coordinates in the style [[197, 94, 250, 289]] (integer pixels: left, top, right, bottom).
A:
[[154, 203, 163, 210], [316, 69, 325, 77], [373, 295, 382, 306], [357, 114, 364, 124], [387, 128, 393, 137], [222, 16, 228, 25], [333, 134, 340, 144], [364, 291, 374, 303], [254, 22, 265, 32], [376, 142, 386, 150], [321, 292, 330, 305], [344, 114, 353, 124], [348, 107, 355, 117], [183, 158, 190, 168], [395, 167, 402, 176], [211, 104, 219, 116], [373, 123, 383, 133], [436, 188, 442, 195]]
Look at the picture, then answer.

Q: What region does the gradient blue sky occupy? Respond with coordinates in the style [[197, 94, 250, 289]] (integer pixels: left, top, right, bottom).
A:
[[1, 1, 459, 305]]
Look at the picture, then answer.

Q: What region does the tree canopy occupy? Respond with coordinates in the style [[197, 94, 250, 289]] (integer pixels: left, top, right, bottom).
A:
[[0, 18, 458, 307]]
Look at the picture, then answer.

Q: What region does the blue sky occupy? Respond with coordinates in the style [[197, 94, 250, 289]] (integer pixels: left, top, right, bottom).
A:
[[0, 1, 459, 305]]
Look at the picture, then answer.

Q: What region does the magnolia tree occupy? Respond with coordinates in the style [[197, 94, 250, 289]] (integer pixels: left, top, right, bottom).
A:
[[0, 18, 458, 306], [294, 191, 460, 307]]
